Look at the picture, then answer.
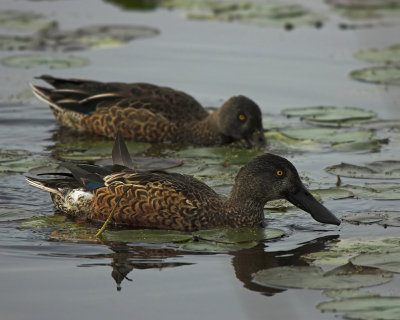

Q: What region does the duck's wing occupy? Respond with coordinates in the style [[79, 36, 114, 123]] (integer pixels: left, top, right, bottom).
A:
[[91, 171, 222, 231], [32, 75, 208, 121]]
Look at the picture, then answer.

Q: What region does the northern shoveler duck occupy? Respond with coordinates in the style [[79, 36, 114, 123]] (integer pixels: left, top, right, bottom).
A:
[[31, 75, 266, 148], [26, 133, 340, 231]]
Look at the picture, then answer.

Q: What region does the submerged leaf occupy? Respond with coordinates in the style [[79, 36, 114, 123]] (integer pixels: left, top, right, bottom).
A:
[[350, 66, 400, 85], [253, 263, 392, 290]]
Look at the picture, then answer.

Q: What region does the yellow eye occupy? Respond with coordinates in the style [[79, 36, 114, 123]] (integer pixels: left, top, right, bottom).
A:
[[238, 114, 246, 121], [276, 170, 284, 176]]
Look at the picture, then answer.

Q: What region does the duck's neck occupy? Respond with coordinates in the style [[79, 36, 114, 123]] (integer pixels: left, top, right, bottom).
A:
[[183, 110, 231, 146], [223, 190, 266, 228]]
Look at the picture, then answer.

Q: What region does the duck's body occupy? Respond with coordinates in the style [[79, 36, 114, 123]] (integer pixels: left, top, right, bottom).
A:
[[27, 133, 340, 231], [31, 75, 266, 147]]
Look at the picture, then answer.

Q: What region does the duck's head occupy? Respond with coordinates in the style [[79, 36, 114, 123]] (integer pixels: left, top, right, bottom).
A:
[[217, 95, 266, 148], [231, 153, 341, 226]]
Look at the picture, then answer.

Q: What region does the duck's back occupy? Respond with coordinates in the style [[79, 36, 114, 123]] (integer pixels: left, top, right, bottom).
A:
[[36, 75, 209, 122], [91, 170, 227, 231]]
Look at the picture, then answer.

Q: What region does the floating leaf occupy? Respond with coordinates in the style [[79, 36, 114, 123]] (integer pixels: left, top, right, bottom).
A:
[[302, 238, 400, 266], [279, 127, 375, 144], [53, 140, 150, 161], [313, 187, 354, 200], [1, 54, 89, 69], [326, 161, 400, 179], [0, 207, 40, 222], [0, 10, 56, 31], [317, 296, 400, 320], [163, 1, 325, 28], [354, 44, 400, 64], [323, 289, 380, 299], [253, 263, 392, 290], [0, 24, 158, 52], [181, 227, 285, 252], [103, 229, 193, 244], [351, 251, 400, 273], [343, 211, 400, 227], [350, 66, 400, 85], [0, 149, 53, 175]]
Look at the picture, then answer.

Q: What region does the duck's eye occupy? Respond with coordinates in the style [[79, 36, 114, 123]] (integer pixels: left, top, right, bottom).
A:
[[276, 170, 284, 176], [238, 114, 246, 121]]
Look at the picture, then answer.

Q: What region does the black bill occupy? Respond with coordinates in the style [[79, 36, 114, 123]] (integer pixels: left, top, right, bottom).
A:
[[286, 184, 341, 226]]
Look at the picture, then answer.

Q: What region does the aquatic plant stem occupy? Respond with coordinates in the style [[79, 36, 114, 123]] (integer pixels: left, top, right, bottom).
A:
[[96, 189, 128, 237]]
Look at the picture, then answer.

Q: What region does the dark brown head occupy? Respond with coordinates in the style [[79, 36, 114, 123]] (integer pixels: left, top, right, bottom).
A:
[[216, 96, 266, 148], [230, 153, 341, 225]]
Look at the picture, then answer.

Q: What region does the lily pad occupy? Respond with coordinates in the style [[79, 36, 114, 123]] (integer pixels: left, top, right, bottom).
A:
[[0, 207, 40, 222], [164, 1, 324, 28], [1, 54, 90, 69], [96, 156, 183, 171], [350, 66, 400, 85], [181, 227, 285, 252], [354, 44, 400, 64], [282, 106, 376, 127], [302, 238, 400, 266], [343, 211, 400, 227], [0, 149, 53, 175], [253, 263, 392, 290], [103, 229, 193, 244], [323, 289, 380, 299], [313, 187, 354, 200], [0, 10, 56, 31], [53, 140, 150, 161], [317, 296, 400, 320], [326, 161, 400, 179], [351, 250, 400, 273], [0, 24, 159, 52]]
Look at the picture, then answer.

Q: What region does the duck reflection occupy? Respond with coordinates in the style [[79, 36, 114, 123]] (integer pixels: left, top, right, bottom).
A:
[[78, 234, 338, 292]]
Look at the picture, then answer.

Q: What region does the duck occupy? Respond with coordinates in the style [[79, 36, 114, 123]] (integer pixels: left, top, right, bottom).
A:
[[26, 132, 340, 231], [31, 75, 266, 148]]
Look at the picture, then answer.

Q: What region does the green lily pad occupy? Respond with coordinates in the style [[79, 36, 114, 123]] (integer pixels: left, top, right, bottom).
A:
[[282, 106, 376, 127], [164, 1, 324, 28], [0, 207, 40, 222], [323, 289, 380, 299], [0, 149, 53, 175], [302, 238, 400, 266], [253, 263, 392, 290], [327, 0, 400, 20], [354, 44, 400, 64], [1, 54, 90, 69], [181, 227, 285, 252], [313, 187, 354, 200], [0, 10, 56, 31], [53, 140, 150, 161], [351, 250, 400, 273], [326, 161, 400, 179], [277, 127, 383, 151], [350, 66, 400, 85], [103, 229, 193, 244], [264, 131, 321, 152], [0, 24, 159, 52], [317, 296, 400, 320], [343, 211, 400, 227]]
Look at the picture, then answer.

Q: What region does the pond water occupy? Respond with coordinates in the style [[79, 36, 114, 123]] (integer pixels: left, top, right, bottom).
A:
[[1, 0, 400, 319]]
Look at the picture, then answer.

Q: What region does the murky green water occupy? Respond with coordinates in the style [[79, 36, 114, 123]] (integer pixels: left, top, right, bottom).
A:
[[1, 0, 400, 319]]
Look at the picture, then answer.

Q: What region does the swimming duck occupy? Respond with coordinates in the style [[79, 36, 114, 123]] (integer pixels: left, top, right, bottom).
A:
[[31, 75, 266, 148], [26, 133, 340, 231]]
